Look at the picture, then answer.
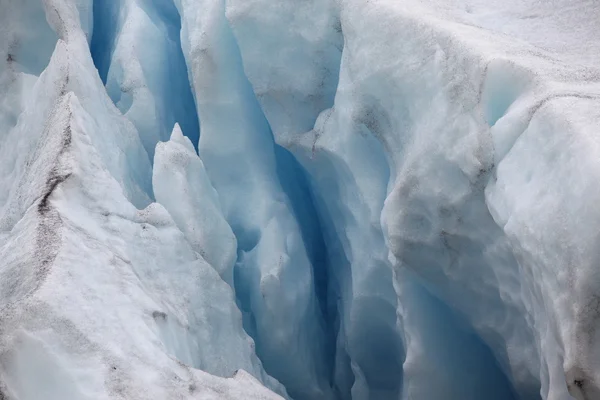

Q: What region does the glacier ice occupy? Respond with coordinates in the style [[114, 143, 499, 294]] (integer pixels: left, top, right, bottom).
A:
[[0, 1, 282, 399], [90, 0, 199, 158], [173, 1, 336, 398], [2, 0, 600, 399], [153, 123, 237, 286]]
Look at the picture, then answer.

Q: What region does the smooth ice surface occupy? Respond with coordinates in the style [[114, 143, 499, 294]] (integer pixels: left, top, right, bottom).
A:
[[3, 0, 600, 399]]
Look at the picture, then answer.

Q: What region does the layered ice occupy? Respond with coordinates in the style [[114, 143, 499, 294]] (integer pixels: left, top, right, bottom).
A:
[[3, 0, 600, 399]]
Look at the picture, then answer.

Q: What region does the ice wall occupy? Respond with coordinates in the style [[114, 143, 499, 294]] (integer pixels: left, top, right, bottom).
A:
[[226, 0, 600, 399]]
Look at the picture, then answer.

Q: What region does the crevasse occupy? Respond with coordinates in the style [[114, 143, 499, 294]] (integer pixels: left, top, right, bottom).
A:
[[2, 0, 600, 400], [157, 0, 518, 398]]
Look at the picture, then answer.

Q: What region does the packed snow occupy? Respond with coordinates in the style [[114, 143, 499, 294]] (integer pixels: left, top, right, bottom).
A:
[[1, 0, 600, 399]]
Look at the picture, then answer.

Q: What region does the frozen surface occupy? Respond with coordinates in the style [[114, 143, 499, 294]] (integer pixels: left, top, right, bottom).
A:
[[2, 0, 600, 399]]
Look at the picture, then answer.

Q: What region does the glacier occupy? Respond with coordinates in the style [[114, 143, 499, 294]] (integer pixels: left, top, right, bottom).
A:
[[1, 0, 600, 399]]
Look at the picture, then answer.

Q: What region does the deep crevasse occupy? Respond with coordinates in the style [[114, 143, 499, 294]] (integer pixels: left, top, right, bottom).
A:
[[2, 0, 600, 400]]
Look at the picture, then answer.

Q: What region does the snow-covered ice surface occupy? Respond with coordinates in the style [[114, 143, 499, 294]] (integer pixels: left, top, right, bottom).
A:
[[2, 0, 600, 399]]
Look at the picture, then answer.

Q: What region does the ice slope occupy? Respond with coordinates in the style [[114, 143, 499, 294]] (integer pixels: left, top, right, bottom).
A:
[[0, 0, 285, 399]]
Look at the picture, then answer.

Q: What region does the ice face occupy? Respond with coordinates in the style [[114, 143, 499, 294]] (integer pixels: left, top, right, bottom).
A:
[[226, 0, 343, 140], [3, 0, 600, 399]]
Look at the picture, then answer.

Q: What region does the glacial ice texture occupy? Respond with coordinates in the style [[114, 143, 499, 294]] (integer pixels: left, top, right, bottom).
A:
[[2, 0, 600, 400]]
